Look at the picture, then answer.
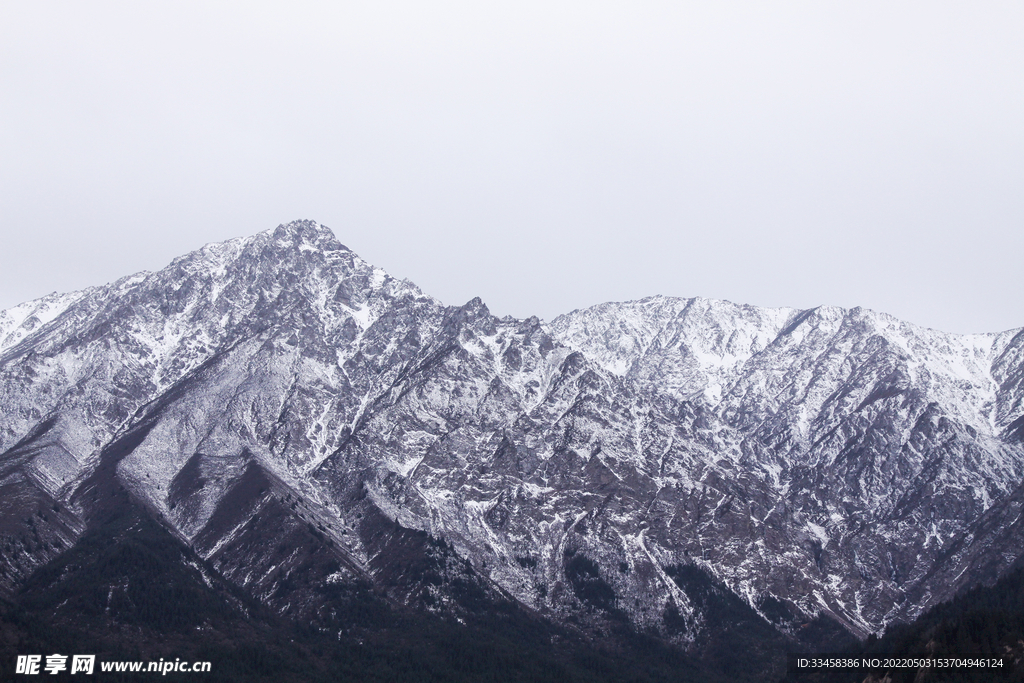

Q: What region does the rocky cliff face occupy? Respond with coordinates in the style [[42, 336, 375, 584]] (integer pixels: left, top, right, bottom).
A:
[[2, 220, 1023, 655]]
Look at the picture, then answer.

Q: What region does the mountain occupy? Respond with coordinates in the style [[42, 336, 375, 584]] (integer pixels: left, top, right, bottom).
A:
[[2, 220, 1023, 681]]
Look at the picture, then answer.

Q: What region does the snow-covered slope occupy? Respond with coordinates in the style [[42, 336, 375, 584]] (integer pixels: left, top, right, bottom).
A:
[[550, 297, 1024, 632]]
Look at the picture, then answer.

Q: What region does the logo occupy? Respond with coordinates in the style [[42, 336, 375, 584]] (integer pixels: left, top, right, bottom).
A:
[[15, 655, 95, 675]]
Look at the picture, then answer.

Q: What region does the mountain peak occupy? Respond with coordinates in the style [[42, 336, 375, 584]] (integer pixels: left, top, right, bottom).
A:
[[264, 219, 347, 251]]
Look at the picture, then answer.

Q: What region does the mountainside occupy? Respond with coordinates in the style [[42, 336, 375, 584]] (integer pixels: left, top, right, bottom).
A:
[[783, 561, 1024, 683], [2, 220, 1023, 680]]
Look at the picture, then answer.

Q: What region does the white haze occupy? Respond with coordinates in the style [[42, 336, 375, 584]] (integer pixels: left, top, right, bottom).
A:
[[1, 2, 1021, 334]]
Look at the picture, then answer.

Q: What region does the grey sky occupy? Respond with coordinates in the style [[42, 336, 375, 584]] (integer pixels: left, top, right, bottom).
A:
[[2, 2, 1021, 334]]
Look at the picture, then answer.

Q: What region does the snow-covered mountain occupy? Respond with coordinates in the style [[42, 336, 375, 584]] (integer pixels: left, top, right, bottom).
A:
[[2, 220, 1023, 658]]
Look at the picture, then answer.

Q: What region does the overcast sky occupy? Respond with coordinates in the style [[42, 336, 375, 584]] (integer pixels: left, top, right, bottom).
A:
[[1, 2, 1021, 334]]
